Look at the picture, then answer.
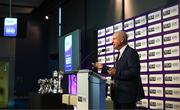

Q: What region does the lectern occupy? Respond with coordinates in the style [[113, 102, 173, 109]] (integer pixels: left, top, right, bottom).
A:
[[77, 69, 106, 110]]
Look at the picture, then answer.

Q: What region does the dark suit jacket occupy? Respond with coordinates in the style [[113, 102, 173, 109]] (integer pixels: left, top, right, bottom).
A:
[[102, 45, 145, 103]]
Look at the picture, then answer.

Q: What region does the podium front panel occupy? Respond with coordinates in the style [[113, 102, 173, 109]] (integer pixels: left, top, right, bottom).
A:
[[77, 70, 89, 110]]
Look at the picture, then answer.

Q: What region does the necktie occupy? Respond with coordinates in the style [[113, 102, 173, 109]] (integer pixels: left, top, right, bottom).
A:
[[115, 51, 120, 63], [114, 51, 120, 68]]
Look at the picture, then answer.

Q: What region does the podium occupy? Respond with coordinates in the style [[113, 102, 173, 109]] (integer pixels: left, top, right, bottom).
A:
[[77, 69, 106, 110]]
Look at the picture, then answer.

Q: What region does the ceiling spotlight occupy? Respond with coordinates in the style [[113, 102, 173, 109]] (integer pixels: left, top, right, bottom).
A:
[[45, 16, 49, 20]]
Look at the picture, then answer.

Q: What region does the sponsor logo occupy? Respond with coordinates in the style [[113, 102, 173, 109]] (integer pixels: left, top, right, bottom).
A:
[[106, 35, 113, 44], [136, 39, 147, 49], [149, 87, 163, 97], [98, 47, 105, 55], [137, 99, 148, 108], [149, 74, 163, 84], [135, 19, 141, 25], [148, 36, 162, 47], [163, 10, 171, 16], [128, 41, 135, 49], [165, 103, 173, 109], [106, 55, 114, 63], [141, 75, 148, 84], [124, 20, 134, 30], [164, 60, 180, 71], [138, 50, 147, 60], [143, 87, 148, 96], [163, 23, 171, 29], [106, 45, 114, 54], [136, 42, 141, 47], [163, 32, 179, 45], [164, 50, 171, 54], [150, 100, 163, 109], [166, 90, 173, 95], [135, 27, 147, 38], [164, 46, 179, 58], [98, 38, 105, 46], [164, 36, 171, 42], [165, 74, 180, 84], [165, 76, 173, 81], [165, 101, 180, 110], [140, 63, 147, 72], [165, 88, 180, 98], [150, 101, 156, 106], [135, 15, 146, 27], [98, 56, 105, 63], [106, 26, 113, 35], [127, 30, 134, 40], [136, 31, 141, 36], [163, 5, 178, 19], [149, 61, 162, 71], [148, 27, 155, 32], [98, 29, 105, 37], [114, 23, 123, 32], [148, 23, 161, 35], [163, 18, 179, 32], [148, 10, 161, 23], [149, 64, 155, 69], [124, 23, 129, 28], [164, 63, 172, 68], [149, 49, 162, 59], [149, 89, 156, 94], [149, 77, 156, 81], [148, 39, 155, 45]]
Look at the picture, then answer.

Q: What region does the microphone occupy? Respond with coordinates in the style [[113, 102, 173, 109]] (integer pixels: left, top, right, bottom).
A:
[[91, 49, 106, 70], [77, 49, 106, 70], [98, 49, 106, 55]]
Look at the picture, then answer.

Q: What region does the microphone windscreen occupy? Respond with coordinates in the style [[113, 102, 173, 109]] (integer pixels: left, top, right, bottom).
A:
[[101, 49, 106, 52]]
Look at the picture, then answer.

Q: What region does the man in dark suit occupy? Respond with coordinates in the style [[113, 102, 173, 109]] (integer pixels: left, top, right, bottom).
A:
[[92, 31, 145, 109]]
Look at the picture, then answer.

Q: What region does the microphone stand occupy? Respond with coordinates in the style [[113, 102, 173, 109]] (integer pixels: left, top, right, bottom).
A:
[[76, 50, 96, 70], [77, 49, 106, 70]]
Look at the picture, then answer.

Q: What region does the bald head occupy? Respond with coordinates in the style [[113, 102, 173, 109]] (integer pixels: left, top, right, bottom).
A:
[[112, 31, 127, 50]]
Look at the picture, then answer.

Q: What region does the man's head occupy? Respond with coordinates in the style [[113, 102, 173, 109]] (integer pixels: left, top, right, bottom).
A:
[[112, 31, 127, 50]]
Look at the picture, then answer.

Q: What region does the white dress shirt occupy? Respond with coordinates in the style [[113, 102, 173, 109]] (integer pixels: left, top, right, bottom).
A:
[[118, 45, 127, 60]]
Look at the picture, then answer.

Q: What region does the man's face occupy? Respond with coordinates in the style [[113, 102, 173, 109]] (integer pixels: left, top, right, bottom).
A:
[[112, 33, 124, 50]]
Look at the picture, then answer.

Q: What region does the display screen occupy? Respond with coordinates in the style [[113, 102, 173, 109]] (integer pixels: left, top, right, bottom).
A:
[[4, 18, 17, 37], [59, 29, 81, 95]]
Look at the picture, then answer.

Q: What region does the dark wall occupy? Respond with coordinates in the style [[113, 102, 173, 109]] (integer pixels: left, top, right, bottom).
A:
[[61, 0, 86, 68], [61, 0, 85, 35], [15, 0, 58, 95], [87, 0, 123, 29], [15, 16, 49, 95]]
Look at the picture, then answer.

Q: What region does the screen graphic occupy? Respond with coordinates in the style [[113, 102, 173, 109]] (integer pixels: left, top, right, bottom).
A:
[[65, 35, 72, 71], [4, 18, 17, 37]]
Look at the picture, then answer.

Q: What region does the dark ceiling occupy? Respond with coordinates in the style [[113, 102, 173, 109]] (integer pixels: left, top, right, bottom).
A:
[[0, 0, 45, 17]]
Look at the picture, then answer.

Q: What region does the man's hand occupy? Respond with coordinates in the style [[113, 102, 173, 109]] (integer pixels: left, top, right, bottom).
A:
[[107, 67, 116, 76], [92, 62, 103, 69]]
